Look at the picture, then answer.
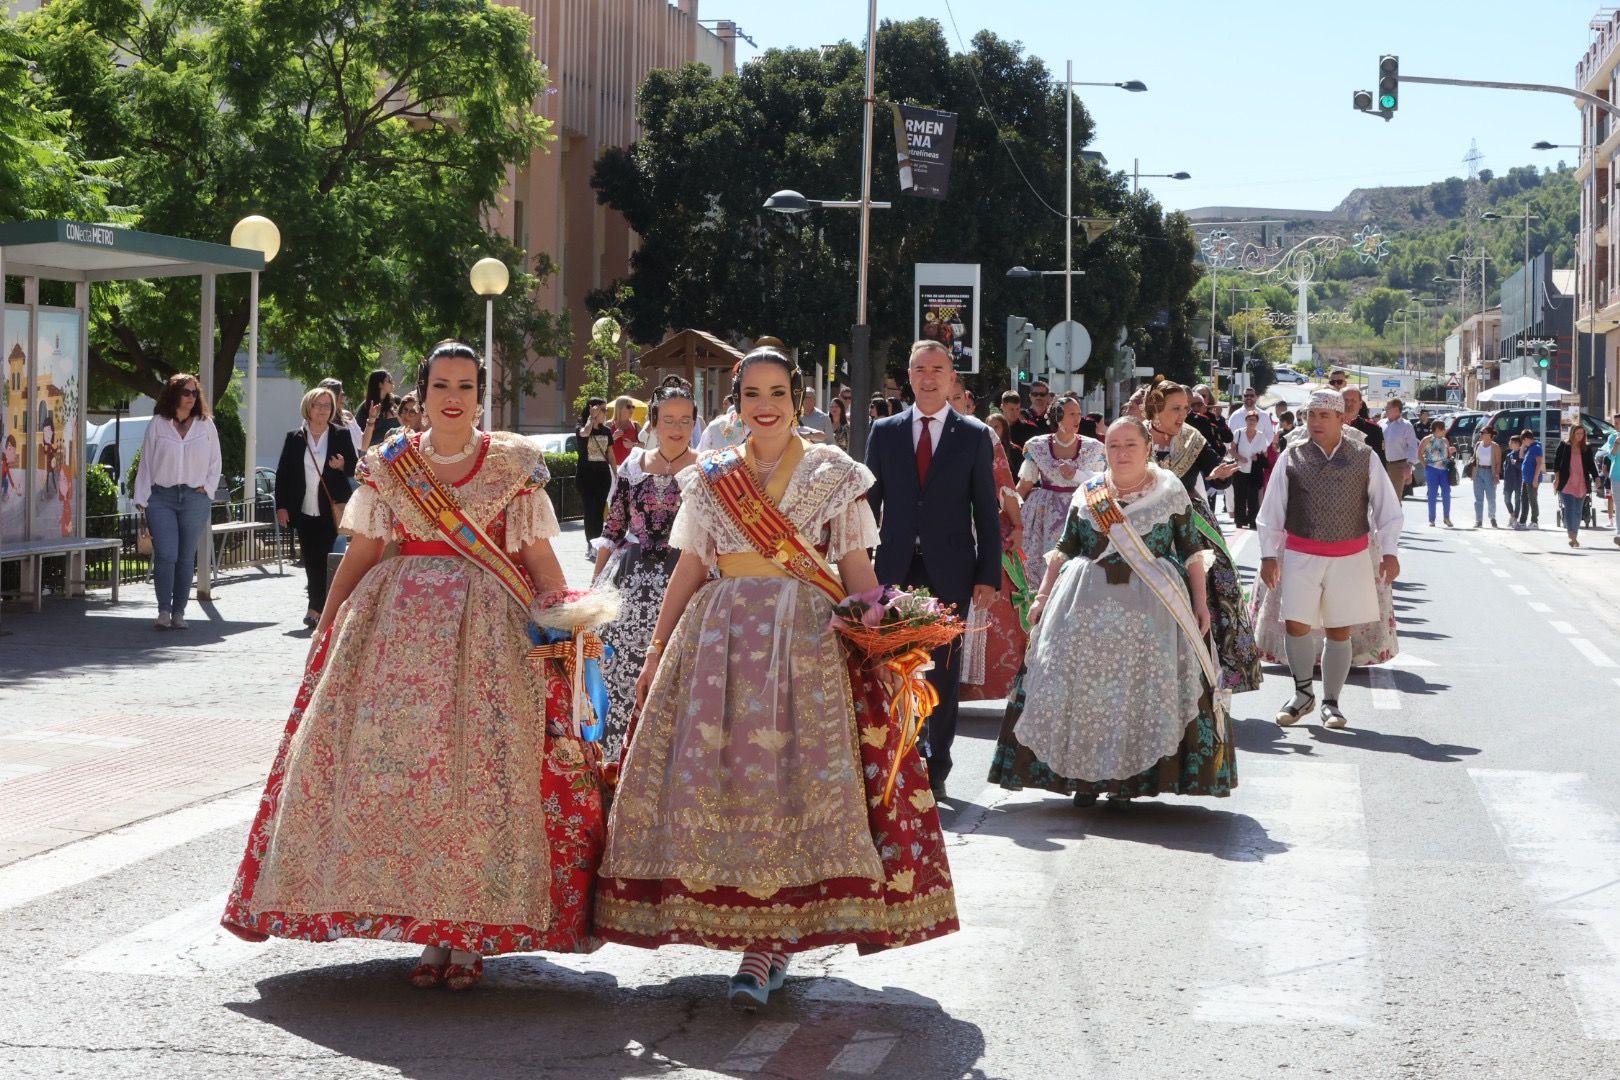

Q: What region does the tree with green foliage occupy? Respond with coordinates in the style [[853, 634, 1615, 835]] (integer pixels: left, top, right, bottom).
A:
[[591, 18, 1203, 392], [18, 0, 563, 409], [0, 18, 113, 223]]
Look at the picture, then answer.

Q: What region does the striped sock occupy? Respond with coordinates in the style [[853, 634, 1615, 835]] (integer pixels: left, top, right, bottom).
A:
[[736, 951, 772, 988]]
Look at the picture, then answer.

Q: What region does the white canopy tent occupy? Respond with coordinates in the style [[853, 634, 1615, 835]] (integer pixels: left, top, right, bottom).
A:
[[1477, 375, 1571, 403]]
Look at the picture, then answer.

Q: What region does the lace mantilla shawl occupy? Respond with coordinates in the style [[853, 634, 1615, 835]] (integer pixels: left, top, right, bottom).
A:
[[340, 431, 558, 552], [669, 442, 880, 564], [1157, 424, 1207, 479], [1063, 464, 1191, 542]]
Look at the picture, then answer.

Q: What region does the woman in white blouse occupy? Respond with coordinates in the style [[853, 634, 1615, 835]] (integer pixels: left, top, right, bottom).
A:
[[1231, 409, 1270, 529], [133, 373, 223, 631], [275, 387, 356, 626]]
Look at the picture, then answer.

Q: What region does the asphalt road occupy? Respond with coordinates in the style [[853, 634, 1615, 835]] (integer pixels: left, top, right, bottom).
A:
[[4, 493, 1620, 1079]]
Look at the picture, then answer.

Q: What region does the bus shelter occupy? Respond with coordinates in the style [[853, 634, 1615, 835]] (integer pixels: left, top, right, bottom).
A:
[[0, 220, 264, 608]]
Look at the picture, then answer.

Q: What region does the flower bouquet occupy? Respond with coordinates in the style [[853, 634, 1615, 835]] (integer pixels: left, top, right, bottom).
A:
[[829, 587, 965, 803]]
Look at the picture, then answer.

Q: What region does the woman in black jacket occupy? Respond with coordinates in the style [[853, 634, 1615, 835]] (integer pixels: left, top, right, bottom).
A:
[[1553, 425, 1600, 548], [276, 387, 357, 624]]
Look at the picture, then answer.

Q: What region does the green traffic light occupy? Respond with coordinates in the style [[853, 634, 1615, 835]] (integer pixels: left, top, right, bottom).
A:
[[1538, 357, 1550, 369], [1380, 94, 1397, 109]]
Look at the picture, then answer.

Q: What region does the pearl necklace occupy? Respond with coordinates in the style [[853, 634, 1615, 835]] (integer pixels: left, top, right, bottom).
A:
[[1052, 432, 1079, 449], [1109, 471, 1154, 498], [748, 445, 787, 486], [422, 430, 479, 464]]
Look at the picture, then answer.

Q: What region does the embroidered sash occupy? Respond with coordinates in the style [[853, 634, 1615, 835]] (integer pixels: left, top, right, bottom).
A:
[[699, 447, 844, 604], [1082, 473, 1229, 760]]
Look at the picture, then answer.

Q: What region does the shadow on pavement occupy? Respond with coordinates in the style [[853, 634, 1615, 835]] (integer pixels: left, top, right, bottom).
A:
[[1232, 716, 1318, 756], [1308, 725, 1480, 763], [952, 796, 1289, 862], [230, 960, 989, 1079]]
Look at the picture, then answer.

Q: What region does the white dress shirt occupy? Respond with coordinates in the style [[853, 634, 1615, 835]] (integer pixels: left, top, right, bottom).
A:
[[1380, 416, 1420, 464], [301, 427, 329, 518], [911, 403, 953, 450], [1256, 436, 1404, 560], [133, 416, 222, 506], [1228, 408, 1274, 445]]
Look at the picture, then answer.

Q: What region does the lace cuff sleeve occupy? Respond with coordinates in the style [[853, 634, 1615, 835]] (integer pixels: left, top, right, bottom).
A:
[[1018, 455, 1039, 484], [826, 495, 880, 561], [339, 484, 393, 539], [668, 498, 717, 564], [505, 487, 561, 552]]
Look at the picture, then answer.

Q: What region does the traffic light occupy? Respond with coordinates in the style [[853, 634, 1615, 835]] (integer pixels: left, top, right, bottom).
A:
[[1006, 315, 1035, 381], [1352, 89, 1374, 113], [1377, 55, 1399, 119], [1537, 343, 1551, 370]]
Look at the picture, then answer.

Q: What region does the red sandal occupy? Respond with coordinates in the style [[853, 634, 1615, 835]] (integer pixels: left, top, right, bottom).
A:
[[444, 956, 484, 991], [408, 961, 448, 989]]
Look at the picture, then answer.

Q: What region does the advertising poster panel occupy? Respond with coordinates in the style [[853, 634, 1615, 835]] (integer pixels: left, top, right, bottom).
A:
[[914, 263, 981, 373]]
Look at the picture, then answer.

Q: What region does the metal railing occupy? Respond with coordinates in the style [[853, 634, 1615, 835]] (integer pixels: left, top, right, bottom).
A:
[[82, 497, 295, 588]]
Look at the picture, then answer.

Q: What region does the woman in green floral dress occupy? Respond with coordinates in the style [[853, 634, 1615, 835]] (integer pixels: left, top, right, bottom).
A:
[[989, 417, 1237, 804]]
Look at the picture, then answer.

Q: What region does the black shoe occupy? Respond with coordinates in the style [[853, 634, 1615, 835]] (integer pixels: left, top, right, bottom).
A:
[[1072, 791, 1098, 808], [930, 782, 948, 802]]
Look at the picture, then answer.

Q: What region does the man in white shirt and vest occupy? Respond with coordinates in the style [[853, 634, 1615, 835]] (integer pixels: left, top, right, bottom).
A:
[[1257, 389, 1404, 729]]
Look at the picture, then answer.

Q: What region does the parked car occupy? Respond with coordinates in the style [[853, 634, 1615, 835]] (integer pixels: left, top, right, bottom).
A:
[[1481, 408, 1617, 459], [1272, 368, 1308, 384], [528, 432, 575, 455], [1444, 411, 1487, 458]]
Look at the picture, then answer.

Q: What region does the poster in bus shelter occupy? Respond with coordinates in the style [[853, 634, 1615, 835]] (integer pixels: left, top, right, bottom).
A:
[[36, 309, 83, 538], [2, 306, 27, 545]]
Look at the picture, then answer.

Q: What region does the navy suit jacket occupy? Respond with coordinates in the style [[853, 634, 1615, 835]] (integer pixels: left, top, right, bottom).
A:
[[865, 407, 1002, 602]]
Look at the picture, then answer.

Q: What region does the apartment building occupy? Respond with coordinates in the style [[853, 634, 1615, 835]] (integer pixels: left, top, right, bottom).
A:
[[1574, 9, 1620, 417], [495, 0, 737, 431]]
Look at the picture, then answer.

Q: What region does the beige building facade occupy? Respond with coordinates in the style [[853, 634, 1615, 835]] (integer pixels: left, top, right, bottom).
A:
[[494, 0, 736, 432], [1574, 10, 1620, 418]]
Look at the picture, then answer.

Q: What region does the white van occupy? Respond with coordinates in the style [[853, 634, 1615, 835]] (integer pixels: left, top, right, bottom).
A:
[[84, 415, 153, 509]]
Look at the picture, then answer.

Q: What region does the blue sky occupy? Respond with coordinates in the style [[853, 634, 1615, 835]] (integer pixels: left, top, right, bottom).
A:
[[727, 0, 1605, 215]]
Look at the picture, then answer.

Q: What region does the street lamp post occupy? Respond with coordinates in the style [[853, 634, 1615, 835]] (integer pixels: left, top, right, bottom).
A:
[[1132, 159, 1191, 195], [1061, 69, 1143, 411], [229, 214, 280, 505], [469, 257, 510, 429]]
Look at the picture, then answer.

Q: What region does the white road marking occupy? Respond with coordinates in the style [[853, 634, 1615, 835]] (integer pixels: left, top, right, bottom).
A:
[[1529, 602, 1554, 614], [0, 764, 49, 783], [1228, 528, 1257, 565], [1492, 568, 1512, 579], [1549, 621, 1578, 636], [1570, 639, 1618, 668], [0, 789, 258, 913], [61, 891, 266, 975], [716, 1022, 799, 1072], [1368, 667, 1401, 710], [1476, 557, 1495, 565], [1509, 584, 1531, 596], [1195, 764, 1379, 1028], [828, 1031, 902, 1075], [1471, 770, 1620, 1040], [1385, 653, 1436, 669]]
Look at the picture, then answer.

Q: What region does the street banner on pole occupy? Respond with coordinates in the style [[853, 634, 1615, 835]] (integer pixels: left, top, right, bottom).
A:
[[891, 104, 958, 200], [914, 263, 981, 373]]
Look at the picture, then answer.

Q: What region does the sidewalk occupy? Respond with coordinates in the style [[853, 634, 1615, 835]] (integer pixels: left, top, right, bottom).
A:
[[0, 521, 594, 865]]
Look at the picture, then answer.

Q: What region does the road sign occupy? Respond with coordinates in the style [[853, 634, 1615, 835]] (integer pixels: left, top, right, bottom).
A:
[[1046, 319, 1091, 373], [1446, 388, 1463, 405]]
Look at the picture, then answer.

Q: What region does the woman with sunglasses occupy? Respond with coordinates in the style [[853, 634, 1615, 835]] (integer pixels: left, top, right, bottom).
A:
[[132, 374, 222, 631]]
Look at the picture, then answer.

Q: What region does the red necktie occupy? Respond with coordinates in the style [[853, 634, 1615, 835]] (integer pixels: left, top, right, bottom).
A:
[[917, 415, 934, 485]]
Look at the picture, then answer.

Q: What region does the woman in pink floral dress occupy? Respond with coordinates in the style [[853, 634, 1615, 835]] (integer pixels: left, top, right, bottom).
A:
[[1016, 394, 1105, 586], [222, 342, 604, 992]]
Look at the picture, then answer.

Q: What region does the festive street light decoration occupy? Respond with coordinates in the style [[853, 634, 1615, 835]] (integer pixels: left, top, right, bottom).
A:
[[469, 257, 510, 428]]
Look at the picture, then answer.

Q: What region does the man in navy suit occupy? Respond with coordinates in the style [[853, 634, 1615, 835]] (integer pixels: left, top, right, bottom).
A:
[[865, 341, 1002, 799]]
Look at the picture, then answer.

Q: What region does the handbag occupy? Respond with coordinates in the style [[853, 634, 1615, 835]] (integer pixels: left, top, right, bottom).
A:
[[307, 438, 345, 528], [1446, 461, 1459, 486], [136, 513, 153, 556]]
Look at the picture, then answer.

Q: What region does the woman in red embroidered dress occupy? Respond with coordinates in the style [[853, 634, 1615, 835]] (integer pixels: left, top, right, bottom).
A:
[[595, 348, 957, 1010], [222, 341, 604, 991]]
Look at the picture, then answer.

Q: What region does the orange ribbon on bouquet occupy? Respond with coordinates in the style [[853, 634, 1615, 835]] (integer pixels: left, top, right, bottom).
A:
[[881, 646, 941, 805]]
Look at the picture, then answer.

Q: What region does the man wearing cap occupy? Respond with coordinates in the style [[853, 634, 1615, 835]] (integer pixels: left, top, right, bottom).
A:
[[1256, 388, 1403, 729]]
